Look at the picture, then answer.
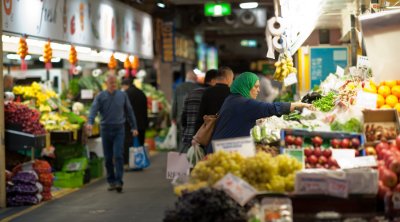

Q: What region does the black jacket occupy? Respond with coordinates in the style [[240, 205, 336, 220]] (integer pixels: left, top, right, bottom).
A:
[[125, 85, 148, 130], [195, 83, 230, 131]]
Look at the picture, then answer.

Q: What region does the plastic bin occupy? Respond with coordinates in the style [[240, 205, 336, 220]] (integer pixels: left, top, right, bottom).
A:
[[90, 158, 104, 179], [53, 171, 84, 188]]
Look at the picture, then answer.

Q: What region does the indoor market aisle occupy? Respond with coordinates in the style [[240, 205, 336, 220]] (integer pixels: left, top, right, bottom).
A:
[[7, 153, 176, 222]]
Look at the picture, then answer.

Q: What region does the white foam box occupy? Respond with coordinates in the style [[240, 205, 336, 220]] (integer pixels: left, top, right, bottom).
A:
[[295, 169, 346, 195], [345, 168, 378, 195]]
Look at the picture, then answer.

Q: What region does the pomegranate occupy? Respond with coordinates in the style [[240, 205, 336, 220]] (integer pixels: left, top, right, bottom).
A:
[[285, 135, 295, 145], [314, 147, 322, 157], [311, 136, 323, 147], [304, 148, 313, 157], [294, 137, 303, 147], [341, 138, 351, 148], [319, 156, 327, 165], [330, 139, 341, 148], [351, 137, 361, 148], [381, 168, 398, 188], [307, 155, 318, 165], [322, 149, 332, 158]]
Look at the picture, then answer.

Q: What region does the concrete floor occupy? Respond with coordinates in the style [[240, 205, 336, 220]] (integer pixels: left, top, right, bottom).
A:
[[7, 153, 176, 222]]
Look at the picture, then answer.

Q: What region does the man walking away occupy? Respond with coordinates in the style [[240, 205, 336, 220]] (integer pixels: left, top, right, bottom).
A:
[[121, 78, 149, 165], [87, 74, 138, 193], [181, 69, 218, 153], [195, 67, 234, 131], [171, 70, 199, 151]]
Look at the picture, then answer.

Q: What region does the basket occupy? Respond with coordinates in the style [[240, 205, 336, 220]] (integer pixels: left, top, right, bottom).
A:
[[53, 171, 84, 188]]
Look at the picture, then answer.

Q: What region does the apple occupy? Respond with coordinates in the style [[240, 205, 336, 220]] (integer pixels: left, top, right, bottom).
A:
[[314, 147, 322, 157], [322, 149, 332, 158], [381, 168, 398, 188], [312, 136, 323, 147], [294, 137, 303, 147], [328, 157, 338, 167], [365, 146, 376, 156], [341, 138, 350, 148], [376, 142, 390, 155], [307, 155, 318, 165], [304, 148, 313, 157], [330, 139, 341, 148], [396, 135, 400, 149], [389, 158, 400, 174], [285, 135, 295, 145], [351, 138, 361, 148], [319, 156, 327, 165], [378, 180, 391, 199]]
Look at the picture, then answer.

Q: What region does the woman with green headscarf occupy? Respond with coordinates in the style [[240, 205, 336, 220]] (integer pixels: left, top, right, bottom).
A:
[[206, 72, 312, 154]]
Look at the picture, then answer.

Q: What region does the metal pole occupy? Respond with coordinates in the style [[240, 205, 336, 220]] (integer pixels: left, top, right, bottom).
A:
[[361, 2, 368, 56], [350, 14, 358, 66], [0, 0, 7, 208]]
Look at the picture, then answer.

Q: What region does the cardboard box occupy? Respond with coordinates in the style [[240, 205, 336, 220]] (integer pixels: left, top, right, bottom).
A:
[[363, 109, 400, 146]]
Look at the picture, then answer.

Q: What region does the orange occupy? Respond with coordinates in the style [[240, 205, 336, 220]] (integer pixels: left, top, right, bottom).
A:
[[386, 95, 399, 107], [397, 80, 400, 85], [377, 94, 385, 108], [364, 84, 377, 94], [378, 85, 391, 98], [392, 85, 400, 98], [395, 103, 400, 113], [380, 105, 392, 109], [385, 80, 397, 88]]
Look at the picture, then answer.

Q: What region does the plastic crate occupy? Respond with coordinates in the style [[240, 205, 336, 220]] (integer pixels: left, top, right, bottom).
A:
[[5, 130, 47, 151], [90, 158, 104, 179], [53, 171, 84, 188], [54, 144, 86, 171]]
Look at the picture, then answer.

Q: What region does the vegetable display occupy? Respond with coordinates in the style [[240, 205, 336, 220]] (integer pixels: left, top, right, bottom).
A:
[[5, 102, 46, 135], [330, 118, 363, 133], [312, 92, 337, 112]]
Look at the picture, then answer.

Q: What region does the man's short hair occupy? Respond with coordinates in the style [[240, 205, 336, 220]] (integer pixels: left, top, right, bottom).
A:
[[204, 69, 218, 84], [216, 66, 233, 80], [121, 78, 132, 86]]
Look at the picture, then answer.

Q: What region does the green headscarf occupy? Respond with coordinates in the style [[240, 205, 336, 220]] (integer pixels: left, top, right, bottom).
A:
[[230, 72, 259, 98]]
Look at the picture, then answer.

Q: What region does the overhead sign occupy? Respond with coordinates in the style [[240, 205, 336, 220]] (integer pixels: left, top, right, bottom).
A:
[[204, 3, 231, 17], [2, 0, 153, 59]]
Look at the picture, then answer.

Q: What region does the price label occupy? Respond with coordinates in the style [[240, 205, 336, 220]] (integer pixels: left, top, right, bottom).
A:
[[336, 65, 345, 77], [355, 91, 378, 109], [284, 73, 298, 86], [327, 177, 348, 198], [166, 152, 191, 180], [81, 89, 94, 99], [214, 173, 257, 206], [338, 156, 377, 169], [357, 55, 370, 70], [296, 176, 327, 194], [212, 137, 255, 158]]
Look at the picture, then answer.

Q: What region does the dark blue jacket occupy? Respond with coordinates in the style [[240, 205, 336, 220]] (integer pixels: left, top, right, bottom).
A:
[[207, 94, 291, 153]]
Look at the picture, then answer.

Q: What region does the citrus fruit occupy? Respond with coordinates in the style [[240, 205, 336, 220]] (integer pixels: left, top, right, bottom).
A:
[[377, 94, 385, 108], [378, 85, 391, 98], [385, 80, 397, 88], [391, 85, 400, 98], [397, 80, 400, 85], [394, 103, 400, 113], [364, 84, 377, 94], [380, 105, 392, 109], [386, 95, 399, 107]]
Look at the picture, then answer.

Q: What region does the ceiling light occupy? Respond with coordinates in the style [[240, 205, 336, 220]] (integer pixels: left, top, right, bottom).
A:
[[157, 2, 165, 8], [7, 54, 31, 60], [239, 2, 258, 9], [39, 56, 61, 63]]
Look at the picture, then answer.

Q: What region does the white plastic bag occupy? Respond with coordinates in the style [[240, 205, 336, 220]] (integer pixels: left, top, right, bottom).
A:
[[159, 123, 177, 150], [186, 143, 205, 167]]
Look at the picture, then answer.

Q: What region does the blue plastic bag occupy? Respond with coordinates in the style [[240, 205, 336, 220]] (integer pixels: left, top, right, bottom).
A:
[[129, 137, 150, 169]]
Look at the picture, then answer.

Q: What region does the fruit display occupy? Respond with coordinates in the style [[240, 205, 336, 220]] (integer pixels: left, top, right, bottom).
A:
[[255, 144, 279, 156], [304, 147, 339, 170], [13, 82, 58, 107], [164, 188, 248, 222], [4, 102, 46, 135], [190, 151, 302, 193], [142, 83, 170, 114], [251, 116, 302, 144], [312, 92, 337, 112], [40, 112, 80, 131], [364, 80, 400, 111], [365, 124, 398, 142], [273, 53, 297, 82]]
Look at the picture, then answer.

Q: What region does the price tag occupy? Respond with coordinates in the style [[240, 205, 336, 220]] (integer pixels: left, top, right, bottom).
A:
[[214, 173, 257, 206], [81, 89, 94, 99], [166, 152, 191, 180], [327, 176, 348, 198], [336, 66, 345, 77], [212, 137, 255, 158], [295, 174, 328, 194], [339, 156, 377, 169], [355, 91, 378, 109], [284, 73, 298, 86], [357, 55, 370, 70]]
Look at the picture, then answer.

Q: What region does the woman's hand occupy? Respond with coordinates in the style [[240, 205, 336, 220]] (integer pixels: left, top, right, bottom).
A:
[[290, 102, 315, 111]]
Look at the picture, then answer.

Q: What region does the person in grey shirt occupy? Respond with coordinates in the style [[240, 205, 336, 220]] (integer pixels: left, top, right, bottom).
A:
[[86, 74, 138, 193], [171, 70, 199, 150]]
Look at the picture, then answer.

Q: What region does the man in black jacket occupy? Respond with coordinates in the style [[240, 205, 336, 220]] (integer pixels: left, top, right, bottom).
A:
[[121, 78, 149, 164], [195, 67, 234, 132]]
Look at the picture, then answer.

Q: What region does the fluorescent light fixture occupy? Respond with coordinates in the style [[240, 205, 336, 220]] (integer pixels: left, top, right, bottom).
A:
[[239, 2, 258, 9], [240, 39, 257, 47], [7, 54, 32, 60], [157, 2, 165, 8], [75, 46, 91, 53], [39, 56, 61, 63]]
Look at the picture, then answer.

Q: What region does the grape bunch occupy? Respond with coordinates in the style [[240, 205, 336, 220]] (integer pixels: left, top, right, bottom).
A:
[[275, 155, 303, 177], [164, 188, 247, 222], [4, 102, 46, 135], [173, 181, 208, 196], [191, 151, 245, 185], [240, 152, 278, 190]]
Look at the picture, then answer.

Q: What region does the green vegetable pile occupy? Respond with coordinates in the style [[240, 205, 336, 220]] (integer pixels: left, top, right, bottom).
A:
[[283, 110, 302, 121], [330, 118, 362, 133], [312, 92, 337, 112]]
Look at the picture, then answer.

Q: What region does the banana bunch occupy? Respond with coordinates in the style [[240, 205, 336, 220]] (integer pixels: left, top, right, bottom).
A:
[[273, 53, 297, 82]]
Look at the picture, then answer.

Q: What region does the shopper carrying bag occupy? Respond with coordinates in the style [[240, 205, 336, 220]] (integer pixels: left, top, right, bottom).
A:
[[129, 137, 150, 170]]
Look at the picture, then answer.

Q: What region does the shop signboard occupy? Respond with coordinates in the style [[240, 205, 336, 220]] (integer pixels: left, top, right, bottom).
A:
[[2, 0, 153, 59], [309, 47, 348, 89], [161, 21, 175, 62]]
